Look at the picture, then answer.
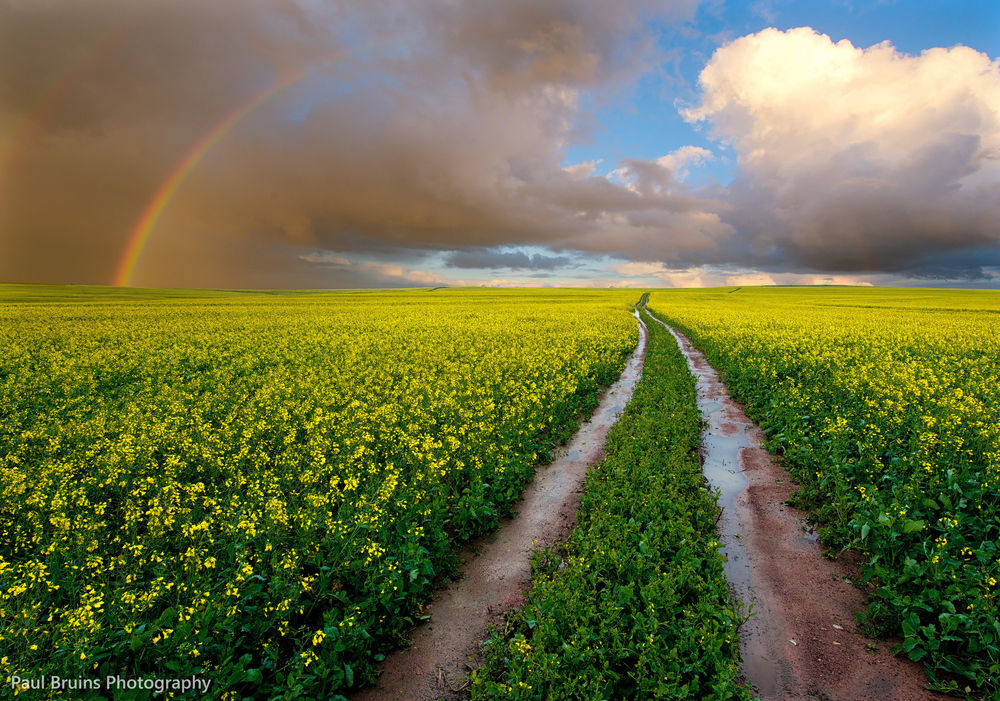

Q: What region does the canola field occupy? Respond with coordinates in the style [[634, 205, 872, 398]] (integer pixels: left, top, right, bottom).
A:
[[649, 287, 1000, 694], [0, 286, 639, 699]]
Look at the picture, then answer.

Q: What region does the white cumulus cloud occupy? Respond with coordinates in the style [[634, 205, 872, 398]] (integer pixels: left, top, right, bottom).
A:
[[684, 27, 1000, 278]]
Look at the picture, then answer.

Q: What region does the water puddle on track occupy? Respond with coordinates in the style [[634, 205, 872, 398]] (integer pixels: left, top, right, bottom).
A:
[[648, 312, 780, 696]]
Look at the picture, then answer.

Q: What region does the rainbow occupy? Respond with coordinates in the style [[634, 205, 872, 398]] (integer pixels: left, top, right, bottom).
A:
[[113, 67, 311, 287]]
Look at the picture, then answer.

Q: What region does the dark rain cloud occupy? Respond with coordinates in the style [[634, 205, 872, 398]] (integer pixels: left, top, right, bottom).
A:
[[1, 0, 705, 287], [2, 10, 998, 288]]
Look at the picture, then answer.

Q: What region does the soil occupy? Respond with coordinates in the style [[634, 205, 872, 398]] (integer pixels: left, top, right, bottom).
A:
[[647, 309, 946, 701], [352, 312, 649, 700]]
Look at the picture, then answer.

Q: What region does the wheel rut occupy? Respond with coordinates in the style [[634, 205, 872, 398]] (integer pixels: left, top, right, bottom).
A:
[[353, 311, 648, 700], [644, 305, 943, 700]]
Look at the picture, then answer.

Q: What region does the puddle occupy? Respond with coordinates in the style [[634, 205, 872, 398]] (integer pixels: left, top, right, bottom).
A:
[[646, 313, 779, 697]]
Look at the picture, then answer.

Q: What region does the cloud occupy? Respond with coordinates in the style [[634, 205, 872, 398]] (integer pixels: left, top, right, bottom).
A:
[[353, 262, 447, 286], [655, 145, 714, 178], [0, 0, 714, 287], [684, 27, 1000, 278], [299, 253, 446, 286], [4, 9, 998, 289], [607, 260, 710, 287], [562, 160, 601, 178], [436, 0, 698, 93], [473, 278, 549, 288], [443, 248, 573, 270], [606, 260, 883, 288], [609, 261, 671, 276], [723, 271, 774, 286], [298, 253, 352, 266]]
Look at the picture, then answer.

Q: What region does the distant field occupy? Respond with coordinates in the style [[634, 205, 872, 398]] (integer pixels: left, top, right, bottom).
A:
[[649, 287, 1000, 693], [0, 286, 638, 698]]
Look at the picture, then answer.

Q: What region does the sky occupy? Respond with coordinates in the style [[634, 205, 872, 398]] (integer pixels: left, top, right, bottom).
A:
[[1, 0, 998, 289]]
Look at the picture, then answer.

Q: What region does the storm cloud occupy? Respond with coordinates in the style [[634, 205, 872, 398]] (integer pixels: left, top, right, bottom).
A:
[[1, 5, 998, 287], [1, 0, 713, 286]]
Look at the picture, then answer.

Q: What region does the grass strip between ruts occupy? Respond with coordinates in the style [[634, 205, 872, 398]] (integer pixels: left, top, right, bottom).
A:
[[470, 305, 751, 700]]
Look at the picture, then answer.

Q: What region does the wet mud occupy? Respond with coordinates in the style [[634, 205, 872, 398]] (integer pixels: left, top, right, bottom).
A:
[[353, 312, 648, 700], [645, 308, 942, 700]]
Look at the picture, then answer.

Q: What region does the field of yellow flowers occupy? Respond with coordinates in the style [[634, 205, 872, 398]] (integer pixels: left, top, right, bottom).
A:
[[0, 285, 638, 699], [649, 286, 1000, 694]]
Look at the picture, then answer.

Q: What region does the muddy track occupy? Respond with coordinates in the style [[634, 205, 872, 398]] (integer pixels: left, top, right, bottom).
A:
[[353, 311, 648, 701], [643, 305, 943, 700]]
